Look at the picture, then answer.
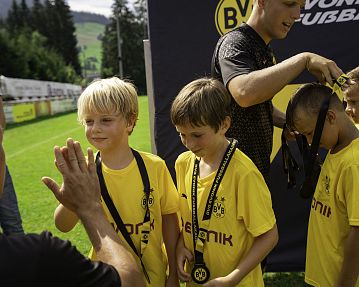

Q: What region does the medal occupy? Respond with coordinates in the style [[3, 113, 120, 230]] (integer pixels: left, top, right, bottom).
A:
[[190, 139, 237, 285], [191, 263, 210, 284]]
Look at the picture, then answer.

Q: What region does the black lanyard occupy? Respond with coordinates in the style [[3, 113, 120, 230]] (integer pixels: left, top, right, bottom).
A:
[[95, 149, 151, 283], [281, 123, 299, 188], [191, 138, 238, 266], [298, 95, 330, 199]]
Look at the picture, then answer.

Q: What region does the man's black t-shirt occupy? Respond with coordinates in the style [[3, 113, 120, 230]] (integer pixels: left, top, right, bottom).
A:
[[212, 23, 276, 184], [0, 231, 121, 287]]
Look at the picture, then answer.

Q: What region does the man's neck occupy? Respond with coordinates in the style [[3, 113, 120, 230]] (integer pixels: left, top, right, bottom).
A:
[[246, 14, 271, 45]]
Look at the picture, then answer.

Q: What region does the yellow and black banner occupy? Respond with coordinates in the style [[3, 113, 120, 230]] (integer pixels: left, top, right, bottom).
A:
[[147, 0, 359, 272]]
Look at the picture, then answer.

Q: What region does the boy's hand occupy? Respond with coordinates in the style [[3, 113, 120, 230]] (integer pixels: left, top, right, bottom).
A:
[[283, 125, 297, 141], [176, 234, 193, 282], [165, 273, 180, 287], [203, 276, 232, 287], [42, 138, 101, 218]]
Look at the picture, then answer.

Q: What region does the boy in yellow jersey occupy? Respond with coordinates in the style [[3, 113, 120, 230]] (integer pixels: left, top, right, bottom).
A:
[[286, 83, 359, 287], [54, 77, 180, 287], [171, 77, 278, 287], [344, 66, 359, 128]]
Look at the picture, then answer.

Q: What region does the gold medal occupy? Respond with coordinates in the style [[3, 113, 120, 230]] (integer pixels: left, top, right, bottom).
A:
[[191, 263, 210, 284]]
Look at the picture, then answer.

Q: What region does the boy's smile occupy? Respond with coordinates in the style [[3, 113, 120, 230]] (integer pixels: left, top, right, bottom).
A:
[[84, 112, 133, 152]]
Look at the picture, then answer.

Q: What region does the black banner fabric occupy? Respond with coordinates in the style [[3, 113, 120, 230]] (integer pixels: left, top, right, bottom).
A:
[[147, 0, 359, 271]]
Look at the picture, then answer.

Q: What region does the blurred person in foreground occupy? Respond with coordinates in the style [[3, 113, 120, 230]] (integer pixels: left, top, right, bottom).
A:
[[0, 137, 145, 287], [0, 97, 24, 235]]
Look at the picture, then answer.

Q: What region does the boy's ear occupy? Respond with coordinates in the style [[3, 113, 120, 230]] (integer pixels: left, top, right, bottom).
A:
[[326, 110, 337, 124], [126, 114, 138, 134], [221, 116, 231, 133]]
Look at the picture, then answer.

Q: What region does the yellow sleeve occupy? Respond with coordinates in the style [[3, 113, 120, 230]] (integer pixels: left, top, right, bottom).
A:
[[338, 164, 359, 226], [236, 169, 276, 237]]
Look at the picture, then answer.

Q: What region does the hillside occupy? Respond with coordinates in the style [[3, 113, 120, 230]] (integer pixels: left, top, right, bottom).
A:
[[0, 0, 110, 24], [75, 22, 105, 79], [0, 0, 108, 79], [72, 11, 110, 25]]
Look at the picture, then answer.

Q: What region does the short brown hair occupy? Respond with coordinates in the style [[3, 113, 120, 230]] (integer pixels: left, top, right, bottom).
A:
[[286, 83, 344, 131], [170, 77, 231, 132]]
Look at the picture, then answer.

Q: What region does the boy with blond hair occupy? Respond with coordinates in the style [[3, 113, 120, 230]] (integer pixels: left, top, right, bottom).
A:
[[286, 83, 359, 287], [54, 77, 180, 287], [171, 77, 278, 286]]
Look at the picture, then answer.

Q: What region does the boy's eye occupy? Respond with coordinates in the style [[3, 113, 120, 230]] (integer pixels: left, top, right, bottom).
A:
[[85, 119, 94, 125], [102, 118, 113, 122], [193, 134, 202, 138]]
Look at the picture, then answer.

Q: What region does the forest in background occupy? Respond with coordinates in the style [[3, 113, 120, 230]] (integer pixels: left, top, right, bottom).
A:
[[0, 0, 147, 93]]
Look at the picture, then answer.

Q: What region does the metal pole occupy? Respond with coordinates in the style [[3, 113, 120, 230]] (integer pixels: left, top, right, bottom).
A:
[[116, 14, 124, 78]]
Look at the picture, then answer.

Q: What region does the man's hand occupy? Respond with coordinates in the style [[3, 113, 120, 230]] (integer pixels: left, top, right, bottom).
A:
[[42, 138, 101, 218], [305, 53, 344, 86]]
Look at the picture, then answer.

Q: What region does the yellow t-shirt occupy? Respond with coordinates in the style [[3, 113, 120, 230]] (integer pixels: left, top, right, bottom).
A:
[[175, 150, 276, 287], [305, 138, 359, 287], [91, 150, 179, 287]]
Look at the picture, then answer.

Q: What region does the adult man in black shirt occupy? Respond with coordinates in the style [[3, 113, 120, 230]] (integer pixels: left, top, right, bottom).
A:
[[212, 0, 344, 184], [0, 137, 145, 287]]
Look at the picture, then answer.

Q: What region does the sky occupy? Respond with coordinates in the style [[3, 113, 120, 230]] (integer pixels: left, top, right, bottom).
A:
[[67, 0, 114, 17]]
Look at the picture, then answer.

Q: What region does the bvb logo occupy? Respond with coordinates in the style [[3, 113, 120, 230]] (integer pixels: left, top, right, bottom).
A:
[[322, 175, 330, 195], [191, 265, 210, 284], [141, 193, 154, 209], [215, 0, 253, 36], [212, 197, 226, 218]]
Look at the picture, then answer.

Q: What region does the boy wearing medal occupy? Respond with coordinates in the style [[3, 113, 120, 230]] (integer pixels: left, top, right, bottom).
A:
[[286, 83, 359, 287], [171, 77, 278, 286], [54, 77, 180, 287]]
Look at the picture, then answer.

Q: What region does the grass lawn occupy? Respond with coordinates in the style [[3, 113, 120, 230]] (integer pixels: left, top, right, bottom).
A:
[[4, 95, 307, 286]]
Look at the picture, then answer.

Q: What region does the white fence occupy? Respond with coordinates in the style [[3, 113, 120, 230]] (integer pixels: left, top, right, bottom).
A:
[[0, 75, 82, 124]]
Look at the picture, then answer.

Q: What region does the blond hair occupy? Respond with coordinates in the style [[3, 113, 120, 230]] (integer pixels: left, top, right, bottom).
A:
[[77, 77, 138, 131]]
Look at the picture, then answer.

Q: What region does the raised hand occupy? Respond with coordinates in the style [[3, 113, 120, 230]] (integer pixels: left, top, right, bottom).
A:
[[42, 138, 101, 217]]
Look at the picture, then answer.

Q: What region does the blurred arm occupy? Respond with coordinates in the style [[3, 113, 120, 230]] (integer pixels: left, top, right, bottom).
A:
[[43, 139, 145, 287], [162, 213, 180, 286], [335, 226, 359, 287]]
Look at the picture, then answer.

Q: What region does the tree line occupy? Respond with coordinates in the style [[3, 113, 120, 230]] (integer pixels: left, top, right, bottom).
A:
[[102, 0, 147, 94], [0, 0, 147, 94], [0, 0, 82, 84]]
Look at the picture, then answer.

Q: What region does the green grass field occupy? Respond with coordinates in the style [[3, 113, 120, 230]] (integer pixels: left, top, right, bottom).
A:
[[3, 96, 307, 286]]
